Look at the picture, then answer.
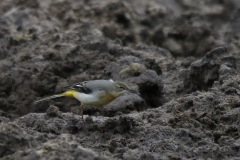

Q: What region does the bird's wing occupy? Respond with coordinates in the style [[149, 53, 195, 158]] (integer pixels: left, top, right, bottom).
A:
[[65, 80, 114, 94], [65, 81, 92, 94]]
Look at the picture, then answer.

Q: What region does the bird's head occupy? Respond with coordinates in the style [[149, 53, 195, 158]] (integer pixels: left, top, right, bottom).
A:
[[112, 81, 135, 97]]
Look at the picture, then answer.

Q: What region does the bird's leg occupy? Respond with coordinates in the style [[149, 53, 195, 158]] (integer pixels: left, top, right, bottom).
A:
[[80, 104, 85, 124]]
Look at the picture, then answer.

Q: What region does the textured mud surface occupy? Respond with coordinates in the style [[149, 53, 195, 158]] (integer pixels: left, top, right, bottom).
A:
[[1, 0, 240, 159]]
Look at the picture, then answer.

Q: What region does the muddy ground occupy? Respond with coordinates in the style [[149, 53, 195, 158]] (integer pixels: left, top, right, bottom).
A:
[[1, 0, 240, 159]]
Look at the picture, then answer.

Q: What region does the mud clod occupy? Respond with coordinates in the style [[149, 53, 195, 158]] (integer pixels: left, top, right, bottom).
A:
[[1, 0, 240, 159]]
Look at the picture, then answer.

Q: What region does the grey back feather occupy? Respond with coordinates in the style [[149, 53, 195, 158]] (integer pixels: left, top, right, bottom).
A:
[[66, 80, 115, 93]]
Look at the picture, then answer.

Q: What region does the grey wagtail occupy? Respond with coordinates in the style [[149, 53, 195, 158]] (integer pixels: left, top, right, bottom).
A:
[[35, 79, 135, 123]]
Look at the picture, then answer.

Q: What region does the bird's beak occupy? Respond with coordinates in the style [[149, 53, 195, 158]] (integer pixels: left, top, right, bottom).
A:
[[127, 88, 135, 93]]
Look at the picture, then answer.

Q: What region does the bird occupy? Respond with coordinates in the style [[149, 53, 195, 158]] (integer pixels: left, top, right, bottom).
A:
[[35, 79, 135, 123]]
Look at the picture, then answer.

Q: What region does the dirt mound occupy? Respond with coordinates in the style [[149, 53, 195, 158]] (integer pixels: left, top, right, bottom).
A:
[[1, 0, 240, 159]]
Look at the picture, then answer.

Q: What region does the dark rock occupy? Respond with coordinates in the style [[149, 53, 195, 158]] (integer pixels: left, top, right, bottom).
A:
[[143, 58, 162, 75], [130, 70, 163, 107], [184, 58, 220, 93]]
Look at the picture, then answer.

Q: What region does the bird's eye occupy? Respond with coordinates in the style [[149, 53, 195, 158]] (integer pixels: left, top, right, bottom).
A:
[[119, 86, 124, 90]]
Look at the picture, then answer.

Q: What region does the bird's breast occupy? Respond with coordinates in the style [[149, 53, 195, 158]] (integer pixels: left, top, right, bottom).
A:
[[74, 91, 116, 106]]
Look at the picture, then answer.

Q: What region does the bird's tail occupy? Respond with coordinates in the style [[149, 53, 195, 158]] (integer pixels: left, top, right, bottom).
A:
[[35, 94, 64, 104], [35, 90, 76, 104]]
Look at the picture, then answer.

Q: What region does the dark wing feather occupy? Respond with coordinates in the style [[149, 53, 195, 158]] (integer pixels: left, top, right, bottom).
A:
[[64, 81, 92, 94]]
